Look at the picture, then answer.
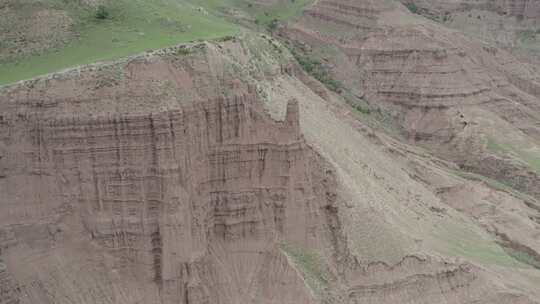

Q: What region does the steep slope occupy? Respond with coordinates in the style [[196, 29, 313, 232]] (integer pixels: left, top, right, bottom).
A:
[[1, 34, 540, 304], [398, 0, 540, 65], [0, 39, 329, 304], [281, 0, 540, 202], [401, 0, 540, 21], [260, 58, 540, 303]]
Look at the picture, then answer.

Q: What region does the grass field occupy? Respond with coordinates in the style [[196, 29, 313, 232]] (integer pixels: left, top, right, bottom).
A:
[[280, 243, 329, 296], [487, 137, 540, 174], [430, 217, 527, 267], [0, 0, 315, 86], [503, 246, 540, 270], [0, 0, 238, 85]]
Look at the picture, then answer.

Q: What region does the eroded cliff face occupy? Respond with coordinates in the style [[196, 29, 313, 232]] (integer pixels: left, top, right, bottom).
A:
[[0, 41, 344, 304], [282, 0, 540, 201], [273, 3, 540, 300], [400, 0, 540, 21], [1, 35, 540, 304], [397, 0, 540, 69]]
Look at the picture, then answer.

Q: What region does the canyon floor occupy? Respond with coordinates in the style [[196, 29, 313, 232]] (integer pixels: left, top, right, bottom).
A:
[[1, 1, 540, 304]]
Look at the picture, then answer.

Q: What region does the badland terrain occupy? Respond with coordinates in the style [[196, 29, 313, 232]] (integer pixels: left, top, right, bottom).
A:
[[1, 0, 540, 303]]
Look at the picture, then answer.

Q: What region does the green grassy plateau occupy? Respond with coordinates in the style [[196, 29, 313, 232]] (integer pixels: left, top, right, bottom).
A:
[[0, 0, 314, 85], [2, 0, 237, 85]]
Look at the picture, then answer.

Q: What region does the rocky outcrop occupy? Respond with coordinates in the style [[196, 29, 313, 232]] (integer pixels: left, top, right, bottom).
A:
[[286, 0, 540, 109], [345, 256, 493, 304], [1, 35, 539, 304], [282, 0, 540, 201], [302, 0, 387, 33], [0, 262, 19, 304], [0, 41, 343, 304], [400, 0, 540, 21]]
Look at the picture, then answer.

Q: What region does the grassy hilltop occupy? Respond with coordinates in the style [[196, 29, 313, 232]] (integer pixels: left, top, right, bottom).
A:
[[0, 0, 311, 85]]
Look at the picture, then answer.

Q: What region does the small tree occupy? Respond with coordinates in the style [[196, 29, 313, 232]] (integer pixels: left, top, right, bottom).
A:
[[95, 5, 109, 20]]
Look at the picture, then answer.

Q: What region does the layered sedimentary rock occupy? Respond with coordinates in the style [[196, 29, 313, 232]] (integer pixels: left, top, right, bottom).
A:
[[277, 4, 540, 299], [398, 0, 540, 66], [344, 256, 517, 304], [301, 0, 388, 33], [0, 41, 341, 304], [286, 0, 540, 107], [0, 262, 19, 304], [282, 0, 540, 200], [1, 35, 540, 304], [259, 68, 540, 303], [400, 0, 540, 21]]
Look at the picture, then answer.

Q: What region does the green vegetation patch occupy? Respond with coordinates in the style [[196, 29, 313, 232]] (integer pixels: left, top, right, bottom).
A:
[[452, 169, 538, 205], [486, 137, 512, 154], [405, 3, 419, 14], [280, 243, 329, 295], [94, 5, 110, 20], [430, 219, 526, 267], [0, 0, 238, 85], [196, 0, 313, 28], [352, 102, 372, 115], [502, 246, 540, 270], [290, 49, 342, 92], [486, 138, 540, 174], [519, 30, 538, 43]]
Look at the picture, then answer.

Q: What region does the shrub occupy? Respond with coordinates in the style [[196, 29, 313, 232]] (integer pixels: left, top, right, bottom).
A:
[[175, 47, 191, 56], [219, 35, 236, 42], [354, 104, 371, 115], [267, 19, 280, 32], [291, 50, 342, 92], [406, 3, 419, 14], [95, 5, 109, 20]]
